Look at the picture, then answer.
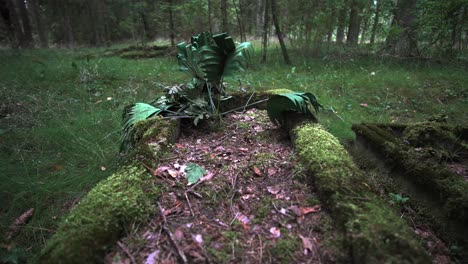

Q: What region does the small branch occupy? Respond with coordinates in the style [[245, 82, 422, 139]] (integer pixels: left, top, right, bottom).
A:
[[158, 202, 188, 263], [220, 98, 269, 116], [184, 192, 195, 217], [117, 241, 136, 264]]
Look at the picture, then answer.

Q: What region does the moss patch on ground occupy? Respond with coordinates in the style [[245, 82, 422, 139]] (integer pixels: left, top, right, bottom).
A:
[[295, 123, 429, 263]]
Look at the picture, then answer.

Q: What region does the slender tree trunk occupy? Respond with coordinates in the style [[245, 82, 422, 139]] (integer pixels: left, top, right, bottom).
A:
[[221, 0, 228, 32], [261, 0, 269, 63], [169, 0, 175, 47], [270, 0, 291, 64], [207, 0, 212, 32], [347, 0, 362, 46], [336, 0, 348, 44], [327, 7, 336, 44], [256, 0, 264, 37], [232, 0, 244, 41], [370, 0, 380, 45], [28, 0, 48, 48], [63, 4, 74, 47], [16, 0, 33, 47]]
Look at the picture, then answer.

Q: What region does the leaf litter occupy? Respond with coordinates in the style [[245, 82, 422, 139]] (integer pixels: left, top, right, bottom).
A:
[[106, 109, 332, 263]]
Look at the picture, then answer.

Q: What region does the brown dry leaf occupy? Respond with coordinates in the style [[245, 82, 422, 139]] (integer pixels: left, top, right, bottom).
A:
[[239, 147, 249, 152], [167, 169, 178, 178], [301, 205, 321, 215], [174, 229, 184, 241], [154, 166, 170, 176], [288, 205, 302, 216], [299, 234, 313, 255], [210, 153, 215, 159], [241, 194, 255, 200], [267, 167, 277, 176], [235, 212, 250, 230], [266, 186, 281, 195], [253, 166, 262, 176], [7, 208, 34, 240], [269, 227, 281, 238]]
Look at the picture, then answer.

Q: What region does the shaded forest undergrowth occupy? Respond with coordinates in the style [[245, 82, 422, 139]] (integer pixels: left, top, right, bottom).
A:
[[0, 44, 467, 262]]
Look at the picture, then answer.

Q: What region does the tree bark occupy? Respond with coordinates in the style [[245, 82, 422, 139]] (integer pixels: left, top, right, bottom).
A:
[[221, 0, 228, 32], [385, 0, 419, 56], [270, 0, 291, 64], [28, 0, 48, 48], [336, 0, 348, 44], [232, 0, 244, 41], [207, 0, 212, 32], [261, 0, 269, 63], [347, 0, 362, 46], [369, 0, 380, 45], [169, 0, 175, 47], [16, 0, 33, 47], [0, 0, 17, 46]]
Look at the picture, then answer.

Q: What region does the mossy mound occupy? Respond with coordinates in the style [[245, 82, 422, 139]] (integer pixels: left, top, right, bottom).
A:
[[39, 118, 178, 263], [295, 124, 429, 263]]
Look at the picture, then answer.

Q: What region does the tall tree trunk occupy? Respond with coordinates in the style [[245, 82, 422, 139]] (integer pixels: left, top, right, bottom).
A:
[[63, 4, 74, 47], [221, 0, 228, 32], [169, 0, 175, 47], [16, 0, 33, 47], [261, 0, 269, 63], [0, 0, 17, 46], [327, 7, 336, 44], [385, 0, 418, 56], [256, 0, 264, 37], [270, 0, 291, 64], [207, 0, 212, 32], [369, 0, 380, 45], [347, 0, 362, 46], [336, 0, 348, 44], [232, 0, 244, 41], [28, 0, 48, 48]]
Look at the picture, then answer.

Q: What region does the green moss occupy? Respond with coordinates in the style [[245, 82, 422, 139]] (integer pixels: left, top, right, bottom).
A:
[[271, 237, 300, 263], [39, 166, 161, 263], [39, 116, 178, 263], [353, 123, 468, 223], [295, 123, 429, 262]]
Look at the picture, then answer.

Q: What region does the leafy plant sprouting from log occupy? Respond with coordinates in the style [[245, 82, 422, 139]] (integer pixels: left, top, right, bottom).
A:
[[120, 31, 322, 152], [121, 32, 253, 152]]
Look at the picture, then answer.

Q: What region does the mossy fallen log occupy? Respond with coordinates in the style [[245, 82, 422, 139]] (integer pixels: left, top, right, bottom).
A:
[[39, 118, 179, 263], [352, 123, 468, 223], [294, 124, 429, 263]]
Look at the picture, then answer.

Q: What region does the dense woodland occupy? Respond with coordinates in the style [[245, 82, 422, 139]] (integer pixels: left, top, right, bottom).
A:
[[1, 0, 467, 59]]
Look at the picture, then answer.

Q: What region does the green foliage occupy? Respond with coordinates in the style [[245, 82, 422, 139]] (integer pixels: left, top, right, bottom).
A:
[[121, 32, 253, 152], [121, 103, 170, 152], [185, 163, 207, 184], [267, 92, 323, 126], [389, 193, 409, 205]]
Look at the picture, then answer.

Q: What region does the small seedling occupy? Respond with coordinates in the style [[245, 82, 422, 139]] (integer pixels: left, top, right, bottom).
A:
[[389, 193, 409, 205]]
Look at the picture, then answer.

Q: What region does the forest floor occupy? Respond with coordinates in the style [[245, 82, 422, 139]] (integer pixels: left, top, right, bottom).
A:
[[106, 109, 333, 263], [0, 46, 467, 262], [104, 109, 453, 264]]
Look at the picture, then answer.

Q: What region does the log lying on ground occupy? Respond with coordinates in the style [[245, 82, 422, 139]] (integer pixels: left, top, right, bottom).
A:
[[294, 123, 429, 263], [352, 123, 468, 223], [39, 117, 179, 264]]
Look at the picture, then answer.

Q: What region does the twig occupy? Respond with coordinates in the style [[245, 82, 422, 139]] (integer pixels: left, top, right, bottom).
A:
[[258, 234, 263, 264], [158, 202, 188, 263], [184, 192, 195, 217], [243, 91, 256, 112], [219, 98, 269, 116], [117, 241, 136, 264]]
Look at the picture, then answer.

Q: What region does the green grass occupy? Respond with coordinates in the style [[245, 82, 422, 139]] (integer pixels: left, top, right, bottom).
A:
[[0, 43, 467, 261]]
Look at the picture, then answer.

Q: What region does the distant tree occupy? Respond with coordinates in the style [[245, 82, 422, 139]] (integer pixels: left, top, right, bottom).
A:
[[270, 0, 291, 64], [385, 0, 418, 56], [221, 0, 228, 32], [336, 0, 348, 44], [369, 0, 381, 45], [347, 0, 364, 45], [261, 0, 269, 63], [28, 0, 48, 48]]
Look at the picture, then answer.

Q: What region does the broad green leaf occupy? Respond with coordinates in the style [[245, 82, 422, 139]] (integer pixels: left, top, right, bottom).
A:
[[185, 163, 206, 184], [266, 92, 323, 126]]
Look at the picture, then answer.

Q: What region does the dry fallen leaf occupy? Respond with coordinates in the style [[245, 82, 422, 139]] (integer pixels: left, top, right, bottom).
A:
[[253, 166, 262, 176], [299, 235, 313, 255], [167, 169, 178, 178], [269, 227, 281, 238], [266, 186, 281, 195], [301, 205, 321, 215], [7, 208, 34, 240], [267, 167, 277, 176]]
